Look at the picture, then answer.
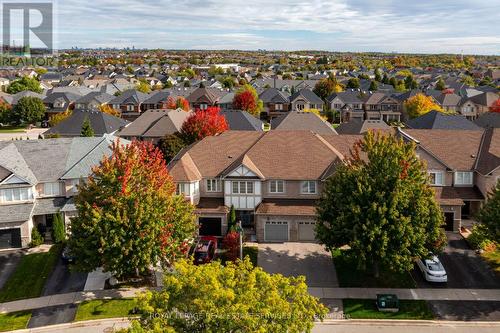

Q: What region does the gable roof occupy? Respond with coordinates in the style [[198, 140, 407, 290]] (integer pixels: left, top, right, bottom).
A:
[[407, 110, 482, 130], [327, 90, 363, 104], [471, 92, 499, 107], [45, 109, 129, 137], [109, 89, 149, 105], [271, 112, 337, 135], [475, 128, 500, 175], [474, 112, 500, 128], [336, 119, 391, 134], [186, 87, 221, 104], [221, 110, 264, 131], [118, 109, 190, 138], [75, 91, 114, 105], [289, 88, 323, 104], [259, 88, 290, 104]]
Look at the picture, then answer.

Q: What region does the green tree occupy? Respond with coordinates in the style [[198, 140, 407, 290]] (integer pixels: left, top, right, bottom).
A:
[[461, 75, 475, 87], [157, 133, 186, 163], [0, 102, 12, 124], [6, 76, 42, 94], [29, 227, 44, 247], [80, 116, 94, 137], [228, 205, 236, 232], [68, 141, 197, 278], [132, 258, 327, 332], [477, 180, 500, 243], [375, 68, 383, 82], [436, 78, 446, 91], [313, 76, 343, 100], [316, 131, 446, 277], [52, 211, 66, 243], [404, 75, 418, 90], [382, 73, 390, 84], [136, 81, 151, 93], [369, 80, 378, 91], [11, 96, 45, 125], [346, 78, 360, 89]]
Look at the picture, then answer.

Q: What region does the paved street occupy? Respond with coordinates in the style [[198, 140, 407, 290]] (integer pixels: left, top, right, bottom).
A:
[[0, 250, 22, 289], [312, 321, 500, 333], [258, 243, 338, 287], [27, 258, 88, 328], [0, 128, 47, 141]]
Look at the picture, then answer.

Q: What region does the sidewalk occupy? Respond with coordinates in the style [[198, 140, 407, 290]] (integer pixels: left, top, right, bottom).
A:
[[1, 287, 500, 314]]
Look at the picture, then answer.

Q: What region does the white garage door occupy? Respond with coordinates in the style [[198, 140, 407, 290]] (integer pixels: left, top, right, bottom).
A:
[[298, 221, 316, 241], [265, 221, 289, 242]]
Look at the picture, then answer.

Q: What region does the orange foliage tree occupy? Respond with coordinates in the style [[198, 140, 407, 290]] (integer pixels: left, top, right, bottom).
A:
[[490, 99, 500, 113], [180, 107, 229, 144], [99, 104, 121, 117], [167, 96, 190, 111], [404, 93, 444, 119]]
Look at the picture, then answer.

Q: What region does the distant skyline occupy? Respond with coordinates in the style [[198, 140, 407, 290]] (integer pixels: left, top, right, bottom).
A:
[[50, 0, 499, 55]]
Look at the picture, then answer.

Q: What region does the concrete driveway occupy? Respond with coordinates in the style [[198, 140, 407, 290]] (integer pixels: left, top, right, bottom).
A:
[[258, 243, 338, 288], [0, 250, 23, 289]]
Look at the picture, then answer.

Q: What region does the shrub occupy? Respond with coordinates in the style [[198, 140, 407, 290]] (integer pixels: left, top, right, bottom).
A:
[[467, 224, 495, 250], [29, 227, 44, 247], [222, 231, 240, 262], [52, 212, 66, 243]]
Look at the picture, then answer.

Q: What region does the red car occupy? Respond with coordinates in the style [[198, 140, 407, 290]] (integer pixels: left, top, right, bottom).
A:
[[193, 236, 217, 265]]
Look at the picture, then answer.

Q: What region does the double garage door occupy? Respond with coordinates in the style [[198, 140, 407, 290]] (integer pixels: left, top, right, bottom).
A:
[[0, 228, 22, 249], [264, 221, 316, 242]]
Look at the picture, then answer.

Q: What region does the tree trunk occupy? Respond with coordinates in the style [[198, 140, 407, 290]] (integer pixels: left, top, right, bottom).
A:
[[373, 261, 380, 279]]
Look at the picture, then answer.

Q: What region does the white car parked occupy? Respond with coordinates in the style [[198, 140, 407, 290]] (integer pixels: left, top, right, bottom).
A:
[[417, 256, 448, 283]]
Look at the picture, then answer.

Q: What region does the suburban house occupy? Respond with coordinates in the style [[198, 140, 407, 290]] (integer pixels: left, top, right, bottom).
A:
[[289, 89, 324, 112], [470, 92, 499, 114], [220, 110, 264, 131], [218, 92, 235, 111], [108, 89, 149, 121], [117, 109, 191, 143], [168, 128, 499, 242], [362, 92, 402, 123], [0, 136, 123, 249], [43, 109, 129, 137], [74, 92, 114, 110], [186, 87, 222, 110], [259, 88, 291, 119], [327, 90, 364, 122], [270, 112, 338, 135], [141, 90, 172, 111], [43, 92, 81, 119], [406, 110, 482, 130]]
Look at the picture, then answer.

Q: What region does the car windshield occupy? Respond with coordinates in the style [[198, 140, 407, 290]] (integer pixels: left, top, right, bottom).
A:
[[427, 261, 443, 271]]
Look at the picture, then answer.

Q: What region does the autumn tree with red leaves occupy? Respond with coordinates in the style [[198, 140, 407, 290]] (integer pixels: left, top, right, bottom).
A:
[[232, 84, 263, 116], [490, 99, 500, 113], [167, 96, 190, 111], [68, 140, 197, 278], [180, 106, 229, 144]]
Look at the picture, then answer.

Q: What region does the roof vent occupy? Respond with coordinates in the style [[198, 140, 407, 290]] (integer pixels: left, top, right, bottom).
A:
[[228, 155, 233, 159]]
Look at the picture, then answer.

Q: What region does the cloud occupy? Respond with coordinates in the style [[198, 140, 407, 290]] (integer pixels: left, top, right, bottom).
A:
[[50, 0, 500, 54]]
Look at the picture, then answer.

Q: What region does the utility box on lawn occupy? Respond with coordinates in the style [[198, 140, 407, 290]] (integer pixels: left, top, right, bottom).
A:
[[376, 294, 399, 313]]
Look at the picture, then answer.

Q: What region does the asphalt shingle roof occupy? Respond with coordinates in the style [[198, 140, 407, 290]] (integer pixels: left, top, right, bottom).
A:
[[407, 110, 482, 130]]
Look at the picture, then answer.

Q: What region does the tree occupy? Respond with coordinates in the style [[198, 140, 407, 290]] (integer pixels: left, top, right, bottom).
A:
[[0, 101, 12, 125], [11, 96, 46, 125], [232, 85, 263, 116], [68, 141, 197, 278], [404, 93, 444, 119], [180, 107, 229, 144], [99, 104, 121, 117], [132, 258, 327, 332], [52, 211, 66, 243], [461, 75, 475, 87], [369, 80, 378, 91], [222, 231, 240, 262], [382, 73, 390, 84], [375, 68, 383, 82], [228, 205, 236, 231], [436, 78, 446, 91], [29, 227, 44, 247], [157, 133, 186, 163], [477, 180, 500, 243], [316, 131, 446, 277], [166, 96, 190, 111], [346, 78, 360, 89], [6, 76, 42, 94], [489, 99, 500, 113], [404, 75, 418, 90], [49, 109, 72, 127], [313, 77, 343, 100], [80, 116, 94, 137], [136, 81, 151, 94]]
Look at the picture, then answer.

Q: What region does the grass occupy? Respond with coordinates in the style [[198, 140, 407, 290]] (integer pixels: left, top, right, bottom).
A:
[[74, 299, 138, 321], [343, 299, 434, 320], [332, 249, 416, 288], [481, 248, 500, 276], [0, 311, 31, 332], [0, 244, 63, 303], [0, 126, 25, 133], [243, 246, 258, 266]]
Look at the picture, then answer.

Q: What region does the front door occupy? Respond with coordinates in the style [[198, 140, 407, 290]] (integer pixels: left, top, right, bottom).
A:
[[236, 210, 254, 228], [444, 212, 455, 231], [462, 201, 470, 218]]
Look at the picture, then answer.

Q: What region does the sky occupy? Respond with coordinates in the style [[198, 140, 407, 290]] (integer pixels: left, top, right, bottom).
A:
[[17, 0, 500, 54]]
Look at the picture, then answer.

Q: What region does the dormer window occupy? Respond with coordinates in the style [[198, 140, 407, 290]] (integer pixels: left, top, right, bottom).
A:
[[269, 180, 285, 193], [301, 181, 317, 194]]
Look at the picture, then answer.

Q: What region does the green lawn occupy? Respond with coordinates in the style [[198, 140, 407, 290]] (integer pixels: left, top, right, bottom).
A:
[[332, 249, 416, 288], [74, 299, 138, 321], [0, 244, 62, 302], [343, 299, 434, 320], [0, 311, 31, 332], [481, 248, 500, 275], [243, 246, 258, 266], [0, 126, 25, 133]]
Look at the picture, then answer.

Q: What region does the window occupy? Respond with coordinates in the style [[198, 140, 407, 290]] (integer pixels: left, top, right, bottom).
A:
[[301, 181, 317, 194], [206, 179, 221, 192], [0, 188, 32, 203], [176, 183, 188, 195], [232, 181, 254, 194], [269, 180, 285, 193], [455, 172, 473, 185], [43, 182, 61, 196], [275, 103, 283, 111], [68, 179, 80, 193], [428, 171, 444, 186], [126, 105, 134, 111]]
